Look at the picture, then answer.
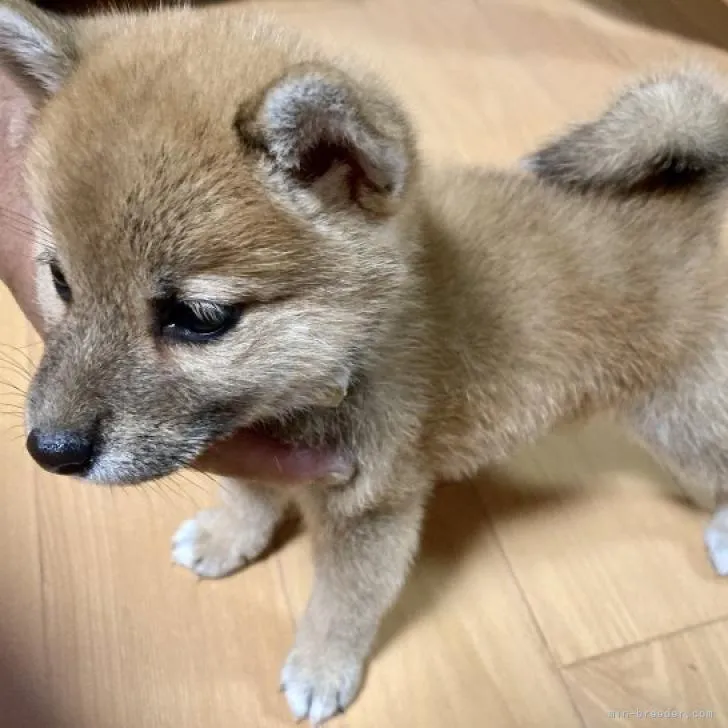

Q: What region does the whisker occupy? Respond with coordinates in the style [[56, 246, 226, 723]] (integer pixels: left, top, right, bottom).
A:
[[0, 420, 25, 429], [175, 469, 208, 494], [0, 390, 27, 399], [161, 476, 185, 502], [188, 465, 221, 487], [0, 362, 30, 379], [0, 348, 33, 369], [0, 207, 55, 240], [7, 341, 43, 350], [149, 478, 178, 509], [0, 378, 28, 395], [150, 476, 189, 507], [166, 474, 203, 508], [0, 205, 54, 233], [0, 342, 38, 371], [0, 217, 56, 250], [0, 352, 33, 378]]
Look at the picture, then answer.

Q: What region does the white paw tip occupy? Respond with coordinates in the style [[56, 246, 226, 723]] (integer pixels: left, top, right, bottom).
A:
[[704, 526, 728, 576], [283, 684, 312, 722], [171, 519, 202, 569], [171, 541, 199, 570], [172, 518, 199, 546], [280, 656, 362, 724], [309, 695, 341, 725]]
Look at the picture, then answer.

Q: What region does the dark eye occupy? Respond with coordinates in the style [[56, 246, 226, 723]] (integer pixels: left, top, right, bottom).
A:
[[49, 262, 71, 303], [158, 299, 242, 343]]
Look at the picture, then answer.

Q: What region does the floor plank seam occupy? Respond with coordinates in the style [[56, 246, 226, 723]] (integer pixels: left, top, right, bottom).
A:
[[560, 612, 728, 672], [471, 481, 589, 728]]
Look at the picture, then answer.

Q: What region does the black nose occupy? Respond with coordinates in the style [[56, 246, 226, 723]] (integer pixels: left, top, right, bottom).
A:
[[26, 428, 94, 476]]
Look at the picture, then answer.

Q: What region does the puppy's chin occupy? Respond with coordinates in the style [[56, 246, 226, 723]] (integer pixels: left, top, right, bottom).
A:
[[80, 432, 224, 485], [76, 415, 289, 486], [81, 453, 200, 486]]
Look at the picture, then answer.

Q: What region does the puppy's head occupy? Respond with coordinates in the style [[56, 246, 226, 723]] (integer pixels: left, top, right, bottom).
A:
[[0, 3, 418, 483]]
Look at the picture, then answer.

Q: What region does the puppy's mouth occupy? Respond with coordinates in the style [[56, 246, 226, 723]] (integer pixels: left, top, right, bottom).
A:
[[25, 416, 353, 488], [191, 423, 354, 484], [26, 377, 356, 486]]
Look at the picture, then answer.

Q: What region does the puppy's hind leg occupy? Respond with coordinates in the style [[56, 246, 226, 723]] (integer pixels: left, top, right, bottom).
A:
[[624, 372, 728, 576]]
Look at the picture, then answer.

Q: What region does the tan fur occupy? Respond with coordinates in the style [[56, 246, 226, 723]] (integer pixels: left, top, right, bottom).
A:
[[4, 1, 728, 722]]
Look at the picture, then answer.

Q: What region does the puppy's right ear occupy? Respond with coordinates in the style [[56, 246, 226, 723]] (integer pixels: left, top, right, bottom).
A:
[[235, 64, 415, 217], [0, 0, 78, 102]]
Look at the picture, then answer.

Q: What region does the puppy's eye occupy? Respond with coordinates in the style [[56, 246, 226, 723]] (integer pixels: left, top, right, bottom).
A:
[[158, 299, 242, 343], [49, 262, 71, 303]]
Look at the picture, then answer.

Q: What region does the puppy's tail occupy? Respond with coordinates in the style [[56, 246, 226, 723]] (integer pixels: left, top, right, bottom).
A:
[[522, 69, 728, 191]]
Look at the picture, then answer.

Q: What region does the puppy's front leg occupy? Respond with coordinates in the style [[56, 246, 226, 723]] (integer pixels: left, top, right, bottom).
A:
[[172, 478, 286, 579], [282, 470, 428, 724]]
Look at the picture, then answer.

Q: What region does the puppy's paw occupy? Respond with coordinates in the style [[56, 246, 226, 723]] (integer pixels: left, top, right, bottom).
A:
[[705, 512, 728, 576], [171, 507, 273, 579], [280, 644, 364, 724]]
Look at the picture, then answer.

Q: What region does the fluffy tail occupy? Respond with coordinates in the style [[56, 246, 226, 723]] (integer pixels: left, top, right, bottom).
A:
[[522, 69, 728, 191]]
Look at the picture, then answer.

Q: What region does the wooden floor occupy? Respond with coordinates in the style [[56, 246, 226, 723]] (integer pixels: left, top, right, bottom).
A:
[[4, 0, 728, 726]]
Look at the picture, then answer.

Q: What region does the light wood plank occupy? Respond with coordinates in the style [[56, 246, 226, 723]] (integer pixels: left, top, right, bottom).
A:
[[278, 483, 583, 728], [481, 419, 728, 665], [563, 619, 728, 727], [34, 470, 297, 727], [0, 286, 47, 727]]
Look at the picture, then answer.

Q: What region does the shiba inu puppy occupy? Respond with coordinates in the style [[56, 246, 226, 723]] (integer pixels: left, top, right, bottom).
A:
[[3, 0, 728, 722]]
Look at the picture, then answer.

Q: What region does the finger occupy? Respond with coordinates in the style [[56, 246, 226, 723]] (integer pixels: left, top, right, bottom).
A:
[[192, 429, 350, 484]]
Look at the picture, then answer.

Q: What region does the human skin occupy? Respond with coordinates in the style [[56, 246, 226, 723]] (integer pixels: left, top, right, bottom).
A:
[[0, 1, 340, 484]]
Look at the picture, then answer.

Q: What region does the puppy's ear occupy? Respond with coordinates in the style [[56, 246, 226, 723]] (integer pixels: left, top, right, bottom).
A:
[[0, 0, 78, 102], [235, 64, 415, 216]]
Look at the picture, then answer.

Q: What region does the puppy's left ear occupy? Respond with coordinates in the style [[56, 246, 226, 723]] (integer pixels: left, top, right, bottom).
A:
[[235, 64, 415, 216]]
